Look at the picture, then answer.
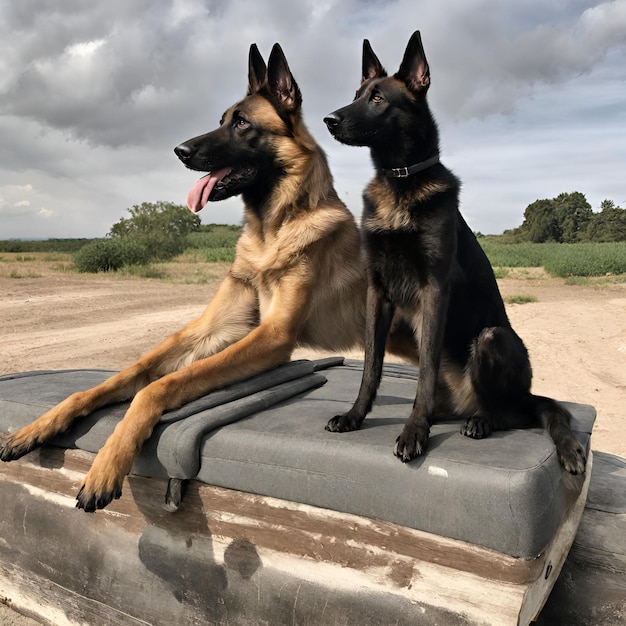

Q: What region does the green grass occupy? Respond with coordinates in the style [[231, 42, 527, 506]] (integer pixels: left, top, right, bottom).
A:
[[491, 267, 510, 279], [0, 239, 92, 253], [185, 226, 241, 263], [505, 295, 538, 304], [479, 239, 626, 277], [9, 269, 41, 278], [202, 248, 236, 263]]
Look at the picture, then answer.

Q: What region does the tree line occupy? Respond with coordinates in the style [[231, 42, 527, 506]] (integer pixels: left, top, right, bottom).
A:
[[5, 193, 623, 273], [498, 192, 626, 243]]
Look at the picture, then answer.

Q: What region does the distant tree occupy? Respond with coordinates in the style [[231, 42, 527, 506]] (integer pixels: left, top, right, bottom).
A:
[[517, 192, 594, 243], [520, 199, 561, 243], [108, 201, 200, 262], [552, 192, 593, 243], [586, 199, 626, 242], [109, 201, 200, 239]]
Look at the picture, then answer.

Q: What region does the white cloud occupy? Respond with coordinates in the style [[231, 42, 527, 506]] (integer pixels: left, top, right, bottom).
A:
[[0, 0, 624, 239], [65, 39, 107, 58]]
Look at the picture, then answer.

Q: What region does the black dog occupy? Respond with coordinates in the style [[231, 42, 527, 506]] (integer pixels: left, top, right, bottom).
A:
[[323, 31, 586, 474]]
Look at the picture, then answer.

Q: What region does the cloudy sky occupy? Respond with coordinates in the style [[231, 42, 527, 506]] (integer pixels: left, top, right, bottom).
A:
[[1, 0, 625, 239]]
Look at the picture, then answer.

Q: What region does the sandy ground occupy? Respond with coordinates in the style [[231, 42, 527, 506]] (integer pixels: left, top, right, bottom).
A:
[[0, 256, 625, 624]]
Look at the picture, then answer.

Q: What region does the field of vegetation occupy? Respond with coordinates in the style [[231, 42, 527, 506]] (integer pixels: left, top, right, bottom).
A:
[[478, 239, 626, 278], [2, 200, 626, 280], [2, 234, 626, 282]]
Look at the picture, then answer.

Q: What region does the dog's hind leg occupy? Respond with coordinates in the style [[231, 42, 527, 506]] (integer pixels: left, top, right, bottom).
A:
[[460, 326, 531, 439], [460, 326, 586, 474], [326, 284, 394, 432]]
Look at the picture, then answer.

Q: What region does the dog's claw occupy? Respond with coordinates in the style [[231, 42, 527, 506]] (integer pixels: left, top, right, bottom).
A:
[[76, 482, 123, 513], [0, 433, 40, 462], [461, 416, 492, 439], [325, 411, 363, 433], [393, 424, 429, 462]]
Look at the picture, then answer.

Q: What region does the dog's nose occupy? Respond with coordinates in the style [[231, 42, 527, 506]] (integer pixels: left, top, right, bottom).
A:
[[174, 143, 192, 160], [323, 113, 341, 130]]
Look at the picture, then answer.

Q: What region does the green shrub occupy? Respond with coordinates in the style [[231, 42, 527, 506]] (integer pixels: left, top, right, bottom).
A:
[[74, 239, 121, 272], [73, 238, 151, 272], [128, 233, 185, 261]]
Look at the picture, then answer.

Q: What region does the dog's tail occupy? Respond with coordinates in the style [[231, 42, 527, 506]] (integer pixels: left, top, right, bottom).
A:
[[528, 394, 586, 475]]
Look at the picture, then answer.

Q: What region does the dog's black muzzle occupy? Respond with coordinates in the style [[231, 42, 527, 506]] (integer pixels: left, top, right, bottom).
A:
[[323, 106, 374, 146], [174, 142, 193, 163], [323, 112, 342, 134]]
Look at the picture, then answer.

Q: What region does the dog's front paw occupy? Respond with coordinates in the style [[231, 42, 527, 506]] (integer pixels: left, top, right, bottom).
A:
[[76, 481, 122, 513], [461, 416, 492, 439], [394, 423, 429, 463], [0, 431, 41, 462], [557, 437, 587, 475], [325, 410, 364, 433], [75, 455, 125, 513]]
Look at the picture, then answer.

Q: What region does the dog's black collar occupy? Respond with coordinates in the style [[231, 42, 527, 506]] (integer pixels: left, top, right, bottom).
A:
[[382, 154, 440, 178]]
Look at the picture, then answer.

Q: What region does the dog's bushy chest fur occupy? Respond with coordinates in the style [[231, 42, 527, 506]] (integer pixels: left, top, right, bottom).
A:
[[362, 173, 459, 307]]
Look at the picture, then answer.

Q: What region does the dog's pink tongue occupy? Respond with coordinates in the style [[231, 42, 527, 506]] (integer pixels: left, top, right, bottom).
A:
[[186, 168, 232, 213]]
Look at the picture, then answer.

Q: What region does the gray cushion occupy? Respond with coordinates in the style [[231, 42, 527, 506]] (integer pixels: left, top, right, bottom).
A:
[[0, 359, 595, 559]]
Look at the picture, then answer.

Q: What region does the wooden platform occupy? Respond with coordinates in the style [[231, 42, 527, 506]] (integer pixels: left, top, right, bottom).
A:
[[0, 445, 604, 626]]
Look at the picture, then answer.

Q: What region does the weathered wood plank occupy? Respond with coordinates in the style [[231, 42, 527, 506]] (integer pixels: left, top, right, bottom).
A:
[[0, 445, 594, 626]]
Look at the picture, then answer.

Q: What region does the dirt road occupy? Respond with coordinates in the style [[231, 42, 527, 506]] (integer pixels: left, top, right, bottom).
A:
[[1, 258, 625, 457]]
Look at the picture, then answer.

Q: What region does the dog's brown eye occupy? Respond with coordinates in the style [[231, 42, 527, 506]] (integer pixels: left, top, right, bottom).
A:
[[236, 117, 250, 130], [371, 93, 384, 103]]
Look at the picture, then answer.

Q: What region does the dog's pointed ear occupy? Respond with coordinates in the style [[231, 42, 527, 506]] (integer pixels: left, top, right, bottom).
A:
[[362, 39, 387, 82], [248, 43, 267, 95], [267, 43, 301, 113], [396, 30, 430, 93]]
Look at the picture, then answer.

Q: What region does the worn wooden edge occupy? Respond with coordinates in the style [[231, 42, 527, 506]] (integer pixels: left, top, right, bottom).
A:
[[4, 446, 552, 584], [0, 445, 592, 626], [520, 450, 594, 626]]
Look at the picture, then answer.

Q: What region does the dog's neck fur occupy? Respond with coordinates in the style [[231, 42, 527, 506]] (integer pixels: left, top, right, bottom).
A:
[[371, 101, 440, 178], [244, 130, 336, 234]]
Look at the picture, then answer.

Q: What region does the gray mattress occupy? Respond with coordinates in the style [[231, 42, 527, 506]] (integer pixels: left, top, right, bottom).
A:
[[0, 358, 595, 559]]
